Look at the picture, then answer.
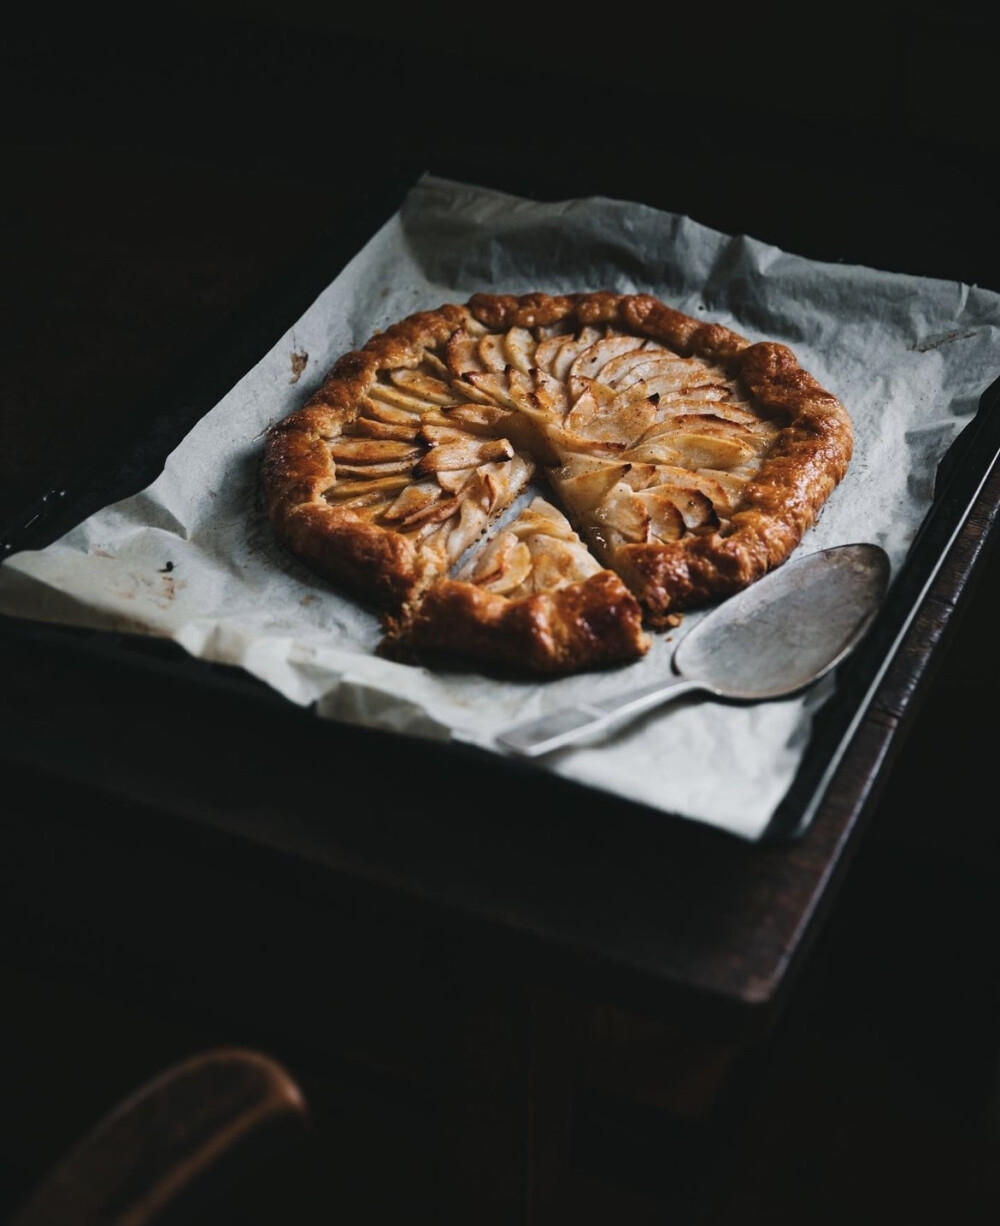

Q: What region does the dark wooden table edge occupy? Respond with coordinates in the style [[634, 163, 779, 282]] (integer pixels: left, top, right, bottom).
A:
[[1, 192, 998, 1044]]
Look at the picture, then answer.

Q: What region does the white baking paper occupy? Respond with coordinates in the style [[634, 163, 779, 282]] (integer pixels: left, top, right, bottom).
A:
[[2, 173, 998, 841]]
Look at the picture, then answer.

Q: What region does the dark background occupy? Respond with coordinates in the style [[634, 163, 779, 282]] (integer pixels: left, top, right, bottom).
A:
[[2, 3, 1000, 1223]]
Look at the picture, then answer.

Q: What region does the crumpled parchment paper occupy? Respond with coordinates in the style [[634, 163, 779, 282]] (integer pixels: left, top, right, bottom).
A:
[[2, 173, 998, 840]]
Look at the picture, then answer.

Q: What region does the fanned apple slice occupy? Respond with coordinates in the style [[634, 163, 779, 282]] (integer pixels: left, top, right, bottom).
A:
[[334, 460, 419, 479], [458, 370, 521, 411], [567, 369, 619, 406], [475, 454, 535, 514], [444, 496, 493, 561], [541, 421, 629, 464], [524, 533, 604, 594], [349, 415, 422, 442], [652, 412, 764, 444], [651, 430, 758, 472], [366, 382, 439, 414], [405, 497, 463, 535], [324, 474, 412, 506], [439, 456, 534, 561], [457, 497, 602, 598], [361, 397, 424, 425], [389, 368, 463, 405], [328, 438, 423, 466], [530, 368, 570, 419], [486, 498, 605, 597], [506, 497, 582, 544], [413, 428, 515, 475], [477, 332, 509, 372], [633, 488, 689, 542], [565, 382, 658, 444], [436, 402, 515, 435], [502, 371, 565, 454], [546, 325, 604, 381], [503, 326, 537, 374], [424, 353, 451, 379], [591, 481, 655, 545], [637, 485, 719, 535], [434, 466, 479, 494], [641, 402, 765, 433], [569, 336, 653, 382], [460, 531, 533, 595], [533, 333, 572, 376], [599, 352, 707, 392], [658, 382, 734, 403], [445, 330, 488, 379], [625, 464, 742, 516], [382, 481, 443, 523], [550, 457, 633, 515]]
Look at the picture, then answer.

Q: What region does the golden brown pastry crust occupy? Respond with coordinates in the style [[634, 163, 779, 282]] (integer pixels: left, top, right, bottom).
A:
[[260, 291, 853, 674]]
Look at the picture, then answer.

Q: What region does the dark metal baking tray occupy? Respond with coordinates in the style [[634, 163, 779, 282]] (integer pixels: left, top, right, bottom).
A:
[[2, 170, 998, 845]]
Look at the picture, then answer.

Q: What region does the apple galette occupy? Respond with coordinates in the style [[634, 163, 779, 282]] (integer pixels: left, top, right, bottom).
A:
[[260, 291, 853, 675]]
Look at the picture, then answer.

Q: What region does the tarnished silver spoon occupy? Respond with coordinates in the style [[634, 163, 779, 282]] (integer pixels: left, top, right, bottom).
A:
[[496, 541, 890, 758]]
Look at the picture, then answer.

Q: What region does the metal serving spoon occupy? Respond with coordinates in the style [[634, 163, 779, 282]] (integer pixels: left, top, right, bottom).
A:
[[496, 541, 891, 758]]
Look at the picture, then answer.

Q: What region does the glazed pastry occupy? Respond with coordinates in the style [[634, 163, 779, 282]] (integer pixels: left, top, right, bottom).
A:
[[260, 292, 853, 674]]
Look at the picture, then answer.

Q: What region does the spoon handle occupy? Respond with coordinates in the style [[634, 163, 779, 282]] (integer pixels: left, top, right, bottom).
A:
[[495, 675, 705, 758]]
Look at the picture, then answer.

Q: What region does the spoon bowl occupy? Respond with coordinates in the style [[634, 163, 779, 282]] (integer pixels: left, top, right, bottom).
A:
[[496, 542, 891, 758]]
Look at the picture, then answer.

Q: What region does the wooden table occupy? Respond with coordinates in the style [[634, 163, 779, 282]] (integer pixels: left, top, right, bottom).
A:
[[3, 9, 999, 1223]]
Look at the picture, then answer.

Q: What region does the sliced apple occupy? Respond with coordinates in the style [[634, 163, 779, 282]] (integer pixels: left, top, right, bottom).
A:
[[546, 325, 604, 381], [334, 460, 420, 479], [503, 326, 537, 374], [662, 381, 735, 403], [438, 402, 515, 435], [390, 368, 462, 405], [324, 474, 412, 505], [637, 485, 718, 535], [551, 458, 632, 514], [699, 467, 746, 511], [659, 431, 758, 472], [506, 497, 578, 543], [530, 368, 570, 418], [633, 488, 687, 542], [624, 463, 741, 516], [541, 421, 628, 463], [599, 353, 704, 392], [566, 371, 619, 407], [403, 496, 462, 533], [566, 385, 657, 445], [591, 481, 651, 545], [434, 466, 478, 494], [445, 330, 487, 379], [526, 534, 603, 592], [650, 412, 762, 443], [462, 455, 535, 516], [445, 497, 492, 561], [461, 531, 533, 595], [569, 335, 649, 383], [640, 402, 763, 434], [366, 382, 439, 414], [533, 332, 572, 376], [382, 480, 443, 522], [477, 332, 509, 372], [360, 396, 423, 425], [328, 438, 423, 465], [458, 370, 521, 411], [592, 344, 679, 388], [619, 432, 683, 464], [348, 415, 422, 442], [414, 432, 515, 475]]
